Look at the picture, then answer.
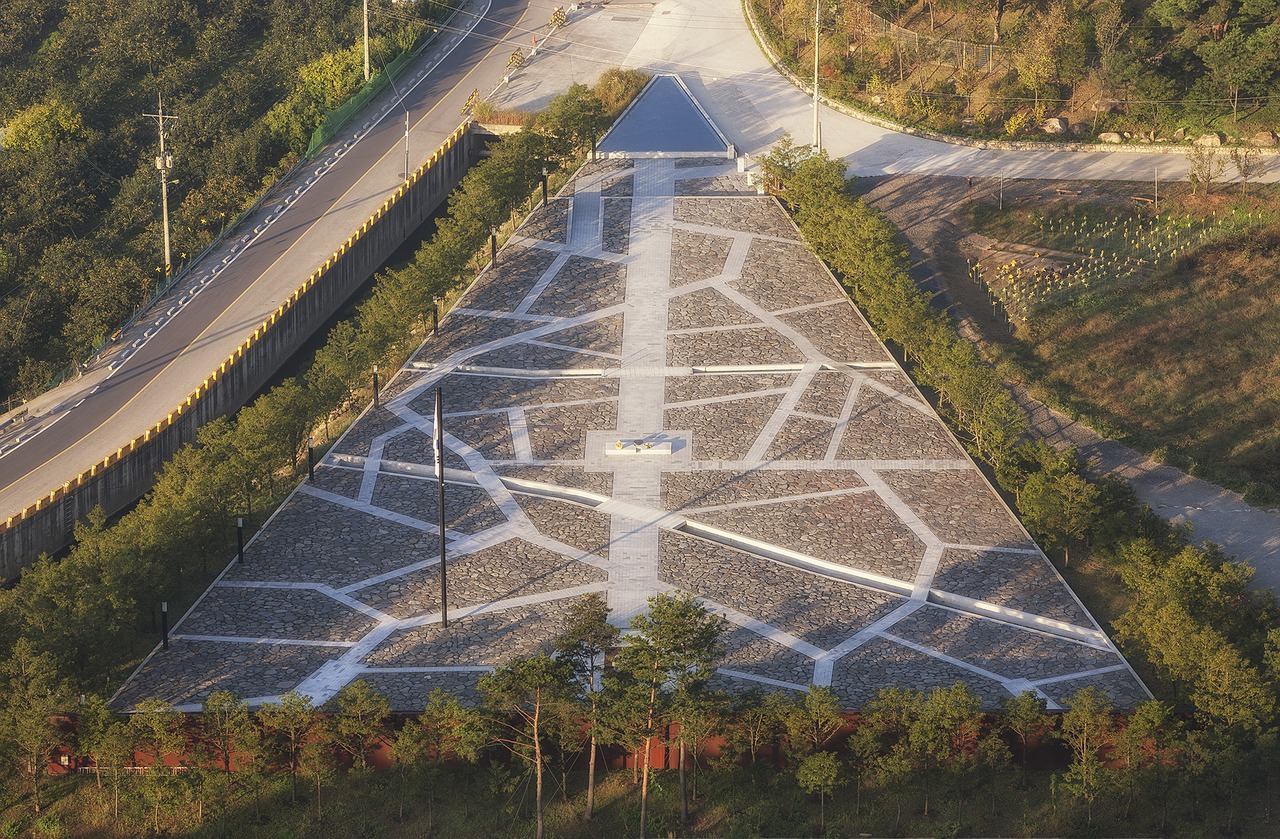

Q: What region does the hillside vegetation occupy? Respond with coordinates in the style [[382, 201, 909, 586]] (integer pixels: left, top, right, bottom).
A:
[[753, 0, 1280, 143], [0, 0, 452, 407], [965, 186, 1280, 501]]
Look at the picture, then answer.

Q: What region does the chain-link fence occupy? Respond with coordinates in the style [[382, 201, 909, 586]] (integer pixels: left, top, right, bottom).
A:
[[853, 8, 1006, 72]]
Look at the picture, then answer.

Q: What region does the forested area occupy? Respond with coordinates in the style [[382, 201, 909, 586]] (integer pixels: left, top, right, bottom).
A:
[[0, 0, 454, 408], [752, 0, 1280, 143]]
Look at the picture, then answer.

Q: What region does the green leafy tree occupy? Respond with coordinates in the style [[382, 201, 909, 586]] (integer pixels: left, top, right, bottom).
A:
[[795, 750, 845, 833], [0, 640, 67, 814], [479, 653, 574, 839], [554, 592, 619, 821], [1002, 690, 1053, 786], [200, 690, 257, 773], [609, 592, 726, 839], [323, 680, 390, 770], [775, 684, 844, 759], [258, 689, 317, 802], [537, 83, 609, 158], [1060, 687, 1114, 824]]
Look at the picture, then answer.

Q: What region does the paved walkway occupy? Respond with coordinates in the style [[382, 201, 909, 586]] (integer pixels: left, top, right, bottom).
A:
[[115, 97, 1149, 711]]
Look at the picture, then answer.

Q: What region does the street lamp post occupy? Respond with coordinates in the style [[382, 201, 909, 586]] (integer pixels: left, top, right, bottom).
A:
[[813, 0, 822, 150]]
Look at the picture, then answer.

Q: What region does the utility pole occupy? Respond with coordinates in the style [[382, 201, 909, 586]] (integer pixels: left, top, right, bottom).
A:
[[144, 95, 177, 277], [364, 0, 371, 82], [812, 0, 822, 150]]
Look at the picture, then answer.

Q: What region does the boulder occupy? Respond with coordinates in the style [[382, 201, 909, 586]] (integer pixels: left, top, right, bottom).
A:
[[1041, 117, 1068, 135], [870, 94, 885, 106], [1251, 130, 1277, 147], [1173, 128, 1186, 141], [1194, 132, 1222, 147], [1098, 132, 1123, 144]]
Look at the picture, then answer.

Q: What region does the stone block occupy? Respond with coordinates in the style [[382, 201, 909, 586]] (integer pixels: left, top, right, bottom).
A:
[[1041, 117, 1068, 135], [1194, 132, 1222, 147], [1251, 130, 1277, 147], [1098, 132, 1123, 144]]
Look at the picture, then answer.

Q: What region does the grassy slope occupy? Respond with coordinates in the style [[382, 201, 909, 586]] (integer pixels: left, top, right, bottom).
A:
[[970, 187, 1280, 503]]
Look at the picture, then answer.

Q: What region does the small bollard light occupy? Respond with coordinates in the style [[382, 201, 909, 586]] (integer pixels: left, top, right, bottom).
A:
[[307, 436, 315, 482], [490, 227, 498, 265], [236, 516, 244, 564], [161, 602, 169, 651], [541, 166, 548, 206], [372, 364, 380, 408], [432, 301, 439, 335]]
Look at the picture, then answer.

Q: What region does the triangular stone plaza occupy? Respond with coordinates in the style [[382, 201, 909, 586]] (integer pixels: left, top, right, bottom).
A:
[[116, 78, 1148, 712]]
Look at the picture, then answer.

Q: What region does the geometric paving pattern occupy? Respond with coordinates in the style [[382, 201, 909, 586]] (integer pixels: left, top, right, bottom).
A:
[[115, 153, 1149, 713]]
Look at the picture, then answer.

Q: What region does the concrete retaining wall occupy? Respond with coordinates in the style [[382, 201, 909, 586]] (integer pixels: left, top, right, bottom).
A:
[[0, 123, 479, 577]]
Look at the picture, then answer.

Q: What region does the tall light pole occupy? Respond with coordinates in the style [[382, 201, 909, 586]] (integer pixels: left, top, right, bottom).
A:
[[364, 0, 371, 82], [144, 95, 177, 277], [813, 0, 822, 150], [405, 109, 411, 181]]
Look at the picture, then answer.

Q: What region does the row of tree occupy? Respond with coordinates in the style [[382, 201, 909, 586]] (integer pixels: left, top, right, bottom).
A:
[[8, 589, 1274, 837], [0, 0, 457, 405]]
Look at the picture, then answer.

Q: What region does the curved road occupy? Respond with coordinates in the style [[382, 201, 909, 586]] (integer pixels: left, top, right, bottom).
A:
[[0, 0, 556, 524]]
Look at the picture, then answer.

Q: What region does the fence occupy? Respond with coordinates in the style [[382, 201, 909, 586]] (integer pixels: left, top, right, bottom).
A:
[[852, 7, 1007, 73]]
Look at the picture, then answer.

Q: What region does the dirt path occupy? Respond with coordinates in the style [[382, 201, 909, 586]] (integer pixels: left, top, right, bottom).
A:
[[854, 174, 1280, 588]]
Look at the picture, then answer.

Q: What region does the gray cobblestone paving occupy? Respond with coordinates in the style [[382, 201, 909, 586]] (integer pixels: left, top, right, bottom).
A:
[[675, 173, 753, 196], [890, 605, 1120, 682], [182, 588, 378, 642], [456, 246, 559, 313], [693, 492, 925, 581], [674, 157, 734, 169], [665, 373, 794, 404], [665, 395, 783, 461], [830, 637, 1011, 709], [225, 494, 437, 588], [518, 198, 570, 244], [865, 369, 923, 395], [668, 326, 806, 367], [715, 626, 816, 687], [670, 229, 732, 286], [934, 549, 1090, 624], [733, 241, 841, 311], [382, 428, 468, 471], [495, 465, 613, 497], [837, 391, 964, 461], [354, 539, 605, 619], [539, 315, 623, 356], [602, 198, 632, 254], [358, 671, 484, 711], [579, 158, 633, 179], [363, 599, 586, 666], [601, 174, 634, 198], [668, 287, 760, 330], [526, 401, 619, 459], [114, 640, 344, 710], [795, 372, 854, 418], [413, 316, 544, 364], [776, 304, 894, 363], [469, 342, 604, 370], [765, 415, 837, 461], [663, 469, 867, 510], [660, 532, 902, 649], [411, 375, 618, 414], [382, 370, 427, 400], [515, 496, 612, 558], [881, 470, 1035, 549], [331, 407, 405, 458], [674, 197, 799, 239], [528, 256, 627, 317], [371, 476, 507, 535], [385, 413, 516, 463], [311, 467, 364, 500], [1039, 671, 1149, 708]]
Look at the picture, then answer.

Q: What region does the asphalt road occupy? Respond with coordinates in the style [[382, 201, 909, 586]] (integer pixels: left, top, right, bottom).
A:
[[0, 0, 552, 522]]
